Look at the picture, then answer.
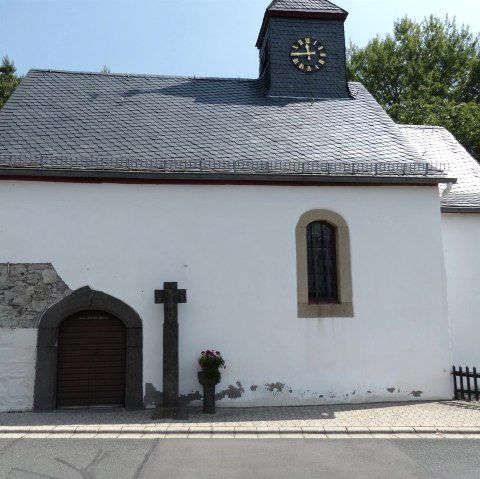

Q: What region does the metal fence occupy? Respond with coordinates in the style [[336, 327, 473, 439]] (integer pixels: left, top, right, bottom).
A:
[[0, 154, 448, 177], [452, 366, 480, 401]]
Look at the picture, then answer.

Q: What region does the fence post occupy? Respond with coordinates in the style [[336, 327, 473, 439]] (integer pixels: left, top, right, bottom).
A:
[[474, 367, 479, 401], [466, 367, 472, 401], [452, 366, 458, 400], [459, 366, 464, 400]]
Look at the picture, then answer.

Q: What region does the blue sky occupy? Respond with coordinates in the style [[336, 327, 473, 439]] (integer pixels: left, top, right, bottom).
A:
[[1, 0, 479, 78]]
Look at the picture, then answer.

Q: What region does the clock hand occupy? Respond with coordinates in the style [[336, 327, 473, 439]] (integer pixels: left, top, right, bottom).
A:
[[291, 51, 317, 57], [305, 43, 312, 60]]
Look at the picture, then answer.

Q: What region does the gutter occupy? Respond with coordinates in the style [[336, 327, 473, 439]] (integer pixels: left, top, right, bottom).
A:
[[0, 168, 457, 186], [441, 207, 480, 214]]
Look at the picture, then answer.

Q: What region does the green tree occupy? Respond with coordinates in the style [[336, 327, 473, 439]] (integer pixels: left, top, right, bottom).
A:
[[347, 16, 480, 161], [0, 56, 22, 109]]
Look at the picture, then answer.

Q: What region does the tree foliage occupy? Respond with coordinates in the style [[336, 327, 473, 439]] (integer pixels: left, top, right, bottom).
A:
[[0, 56, 22, 109], [347, 16, 480, 161]]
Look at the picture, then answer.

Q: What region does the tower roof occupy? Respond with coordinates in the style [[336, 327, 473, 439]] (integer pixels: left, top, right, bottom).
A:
[[267, 0, 347, 15], [256, 0, 348, 48]]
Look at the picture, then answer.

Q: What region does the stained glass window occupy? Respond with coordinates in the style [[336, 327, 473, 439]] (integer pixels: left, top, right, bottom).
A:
[[306, 221, 338, 303]]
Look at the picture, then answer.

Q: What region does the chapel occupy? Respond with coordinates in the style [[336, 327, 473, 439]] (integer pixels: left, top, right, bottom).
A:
[[0, 0, 479, 412]]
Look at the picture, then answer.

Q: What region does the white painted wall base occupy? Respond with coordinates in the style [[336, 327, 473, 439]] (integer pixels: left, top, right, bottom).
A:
[[442, 213, 480, 368], [188, 383, 451, 409], [0, 329, 37, 412]]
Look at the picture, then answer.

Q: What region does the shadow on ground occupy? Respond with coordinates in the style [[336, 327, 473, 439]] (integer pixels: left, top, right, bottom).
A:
[[1, 400, 475, 426]]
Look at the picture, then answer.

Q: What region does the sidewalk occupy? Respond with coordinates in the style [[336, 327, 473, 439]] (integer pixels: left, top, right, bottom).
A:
[[0, 401, 479, 439]]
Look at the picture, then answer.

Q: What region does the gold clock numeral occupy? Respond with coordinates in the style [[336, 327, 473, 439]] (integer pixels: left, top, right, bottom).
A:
[[290, 37, 326, 72]]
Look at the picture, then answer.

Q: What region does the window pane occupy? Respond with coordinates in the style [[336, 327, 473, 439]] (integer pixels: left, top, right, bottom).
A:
[[307, 221, 338, 303]]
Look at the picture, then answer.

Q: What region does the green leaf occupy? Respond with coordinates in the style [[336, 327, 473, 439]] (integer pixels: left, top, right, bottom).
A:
[[0, 56, 22, 109], [347, 16, 480, 161]]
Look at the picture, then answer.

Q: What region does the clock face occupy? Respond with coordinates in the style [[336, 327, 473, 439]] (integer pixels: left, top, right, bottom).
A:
[[290, 37, 327, 72]]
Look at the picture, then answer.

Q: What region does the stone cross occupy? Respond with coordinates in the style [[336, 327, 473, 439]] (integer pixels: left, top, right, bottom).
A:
[[153, 282, 187, 417]]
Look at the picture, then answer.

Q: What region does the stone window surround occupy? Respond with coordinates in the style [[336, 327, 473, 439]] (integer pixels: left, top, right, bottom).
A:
[[296, 209, 354, 318], [34, 286, 143, 411]]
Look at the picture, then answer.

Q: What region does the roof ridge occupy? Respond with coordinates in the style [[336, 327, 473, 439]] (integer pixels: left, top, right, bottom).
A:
[[399, 124, 447, 130], [267, 0, 347, 14], [26, 69, 256, 83]]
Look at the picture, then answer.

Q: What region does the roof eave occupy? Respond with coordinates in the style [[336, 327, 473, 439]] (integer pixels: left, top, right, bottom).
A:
[[441, 206, 480, 214], [256, 10, 348, 48], [0, 168, 455, 186]]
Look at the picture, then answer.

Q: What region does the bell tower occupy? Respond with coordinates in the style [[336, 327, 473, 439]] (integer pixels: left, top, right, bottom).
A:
[[256, 0, 349, 99]]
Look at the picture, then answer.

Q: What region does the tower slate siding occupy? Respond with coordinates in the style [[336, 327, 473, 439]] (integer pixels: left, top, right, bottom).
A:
[[265, 17, 348, 98]]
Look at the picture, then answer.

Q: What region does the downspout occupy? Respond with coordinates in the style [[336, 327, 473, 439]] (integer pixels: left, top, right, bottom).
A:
[[440, 182, 453, 200], [439, 180, 454, 379]]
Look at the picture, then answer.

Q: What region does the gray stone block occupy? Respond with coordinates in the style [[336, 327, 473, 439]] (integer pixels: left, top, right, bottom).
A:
[[0, 263, 71, 328], [42, 269, 58, 284], [31, 300, 47, 312]]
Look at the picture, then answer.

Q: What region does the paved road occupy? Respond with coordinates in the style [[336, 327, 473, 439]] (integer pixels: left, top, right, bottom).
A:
[[0, 438, 479, 479]]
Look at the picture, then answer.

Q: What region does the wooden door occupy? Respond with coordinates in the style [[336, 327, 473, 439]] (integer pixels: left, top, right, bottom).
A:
[[56, 311, 126, 408]]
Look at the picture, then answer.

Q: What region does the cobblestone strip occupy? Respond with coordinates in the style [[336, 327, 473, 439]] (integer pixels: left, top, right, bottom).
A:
[[0, 431, 479, 439], [1, 427, 478, 438], [1, 401, 479, 439]]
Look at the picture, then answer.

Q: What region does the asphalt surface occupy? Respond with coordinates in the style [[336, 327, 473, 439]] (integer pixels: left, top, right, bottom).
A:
[[0, 438, 479, 479]]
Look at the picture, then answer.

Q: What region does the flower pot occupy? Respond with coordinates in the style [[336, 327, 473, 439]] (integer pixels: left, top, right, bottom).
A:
[[197, 371, 221, 386], [198, 371, 220, 413]]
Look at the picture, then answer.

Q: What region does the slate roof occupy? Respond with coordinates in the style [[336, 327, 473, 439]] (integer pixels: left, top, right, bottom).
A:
[[400, 125, 480, 210], [267, 0, 347, 15], [0, 69, 450, 182]]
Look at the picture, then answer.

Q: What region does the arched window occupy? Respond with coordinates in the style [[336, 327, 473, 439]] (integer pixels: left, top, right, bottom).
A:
[[307, 221, 338, 303], [296, 210, 353, 318]]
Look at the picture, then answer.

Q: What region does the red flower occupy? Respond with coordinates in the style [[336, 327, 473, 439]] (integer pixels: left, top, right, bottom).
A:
[[198, 348, 226, 374]]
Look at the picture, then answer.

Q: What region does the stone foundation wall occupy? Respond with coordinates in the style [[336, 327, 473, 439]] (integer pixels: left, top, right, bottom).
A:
[[0, 263, 70, 328]]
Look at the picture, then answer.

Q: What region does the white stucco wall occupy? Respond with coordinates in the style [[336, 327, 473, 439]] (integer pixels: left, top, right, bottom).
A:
[[0, 180, 452, 409], [0, 328, 37, 411], [442, 213, 480, 368]]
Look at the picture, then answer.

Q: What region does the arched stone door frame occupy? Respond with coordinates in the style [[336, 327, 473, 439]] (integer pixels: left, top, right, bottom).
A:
[[34, 286, 143, 411]]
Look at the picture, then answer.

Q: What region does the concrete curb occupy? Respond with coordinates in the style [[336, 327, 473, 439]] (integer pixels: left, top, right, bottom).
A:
[[0, 426, 479, 436]]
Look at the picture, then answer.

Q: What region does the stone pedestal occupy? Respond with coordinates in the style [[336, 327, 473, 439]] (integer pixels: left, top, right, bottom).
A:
[[198, 371, 220, 414]]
